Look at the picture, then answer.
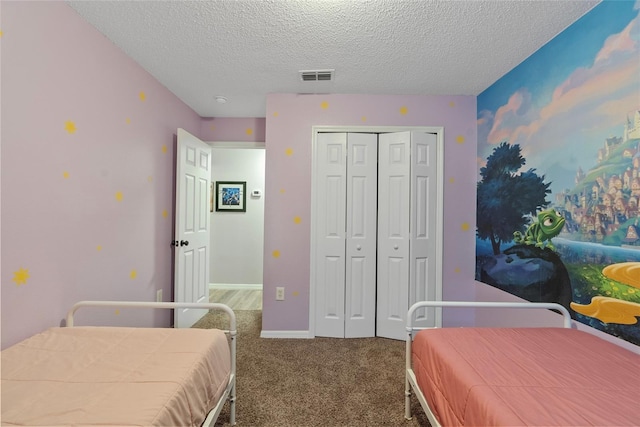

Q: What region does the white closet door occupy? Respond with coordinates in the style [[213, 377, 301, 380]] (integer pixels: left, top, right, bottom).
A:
[[377, 132, 411, 340], [315, 133, 347, 338], [410, 133, 438, 329], [345, 133, 377, 338]]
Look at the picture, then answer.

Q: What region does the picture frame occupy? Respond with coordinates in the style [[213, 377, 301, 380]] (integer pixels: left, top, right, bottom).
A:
[[210, 182, 214, 212], [215, 181, 246, 212]]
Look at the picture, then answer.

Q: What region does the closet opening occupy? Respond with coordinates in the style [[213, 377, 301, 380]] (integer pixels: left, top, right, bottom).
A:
[[310, 126, 444, 340]]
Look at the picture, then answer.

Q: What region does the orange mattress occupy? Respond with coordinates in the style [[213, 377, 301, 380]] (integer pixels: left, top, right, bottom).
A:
[[412, 327, 640, 426], [1, 326, 231, 426]]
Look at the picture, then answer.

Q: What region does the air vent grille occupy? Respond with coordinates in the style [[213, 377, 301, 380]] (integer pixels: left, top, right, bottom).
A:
[[300, 69, 334, 82]]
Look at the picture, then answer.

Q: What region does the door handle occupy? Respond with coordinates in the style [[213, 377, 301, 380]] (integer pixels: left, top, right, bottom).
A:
[[356, 245, 362, 251], [180, 240, 189, 247], [393, 245, 399, 250], [170, 240, 177, 247]]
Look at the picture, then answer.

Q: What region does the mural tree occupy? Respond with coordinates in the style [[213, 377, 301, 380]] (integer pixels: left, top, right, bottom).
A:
[[477, 142, 551, 255]]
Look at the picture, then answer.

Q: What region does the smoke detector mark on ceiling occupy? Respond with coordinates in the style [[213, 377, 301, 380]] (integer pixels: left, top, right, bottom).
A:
[[299, 70, 334, 82]]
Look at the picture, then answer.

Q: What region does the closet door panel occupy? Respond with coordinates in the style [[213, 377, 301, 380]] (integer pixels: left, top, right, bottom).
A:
[[315, 133, 347, 338], [345, 133, 377, 338], [377, 132, 410, 340], [410, 133, 438, 328]]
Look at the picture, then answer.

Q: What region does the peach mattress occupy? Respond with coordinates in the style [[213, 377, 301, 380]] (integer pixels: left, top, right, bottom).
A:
[[412, 327, 640, 426], [1, 326, 231, 426]]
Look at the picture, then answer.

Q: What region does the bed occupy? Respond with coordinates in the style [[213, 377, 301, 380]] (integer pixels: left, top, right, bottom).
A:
[[1, 301, 236, 426], [405, 301, 640, 426]]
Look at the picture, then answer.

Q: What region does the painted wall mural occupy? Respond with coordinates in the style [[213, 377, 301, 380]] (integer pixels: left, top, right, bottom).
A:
[[476, 1, 640, 345]]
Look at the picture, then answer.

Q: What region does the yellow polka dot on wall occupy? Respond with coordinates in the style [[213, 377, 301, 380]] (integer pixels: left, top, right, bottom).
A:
[[126, 118, 131, 124], [115, 309, 120, 315], [456, 135, 465, 144], [294, 216, 302, 224], [455, 267, 461, 273], [280, 188, 286, 194], [361, 116, 367, 122], [148, 176, 153, 183], [461, 222, 470, 231], [162, 145, 167, 154], [246, 128, 253, 136], [130, 270, 137, 279], [63, 171, 70, 179], [65, 121, 77, 134], [115, 191, 124, 202], [400, 106, 408, 115], [272, 250, 281, 258], [320, 101, 329, 110], [273, 111, 279, 117], [0, 29, 3, 38], [139, 91, 146, 101], [292, 291, 299, 297], [96, 245, 103, 251], [285, 148, 293, 156], [162, 209, 168, 218], [449, 101, 455, 107], [12, 267, 29, 286], [449, 177, 455, 184]]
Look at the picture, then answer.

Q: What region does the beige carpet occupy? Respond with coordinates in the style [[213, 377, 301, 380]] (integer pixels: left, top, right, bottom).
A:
[[193, 310, 431, 427]]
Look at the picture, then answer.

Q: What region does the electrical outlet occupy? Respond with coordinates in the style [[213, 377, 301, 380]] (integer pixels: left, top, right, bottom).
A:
[[276, 287, 285, 301], [156, 289, 163, 302]]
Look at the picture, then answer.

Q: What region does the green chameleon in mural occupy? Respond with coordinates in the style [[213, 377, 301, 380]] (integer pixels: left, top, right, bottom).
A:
[[513, 208, 566, 250]]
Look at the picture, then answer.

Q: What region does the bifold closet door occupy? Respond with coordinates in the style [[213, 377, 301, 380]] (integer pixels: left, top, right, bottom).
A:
[[344, 133, 377, 338], [376, 132, 411, 340], [315, 132, 377, 338], [377, 131, 438, 340], [409, 132, 439, 332]]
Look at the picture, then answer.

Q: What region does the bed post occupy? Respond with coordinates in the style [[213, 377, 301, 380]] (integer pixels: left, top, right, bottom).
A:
[[405, 323, 413, 420], [229, 328, 237, 425]]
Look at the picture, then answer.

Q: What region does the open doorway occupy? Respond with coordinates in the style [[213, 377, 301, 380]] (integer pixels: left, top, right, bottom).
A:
[[209, 142, 265, 311]]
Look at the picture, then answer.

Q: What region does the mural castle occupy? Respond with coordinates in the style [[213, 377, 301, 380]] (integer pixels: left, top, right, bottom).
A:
[[556, 110, 640, 247]]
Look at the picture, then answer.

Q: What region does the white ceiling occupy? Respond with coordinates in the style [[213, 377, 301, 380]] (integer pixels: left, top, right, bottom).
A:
[[66, 0, 600, 118]]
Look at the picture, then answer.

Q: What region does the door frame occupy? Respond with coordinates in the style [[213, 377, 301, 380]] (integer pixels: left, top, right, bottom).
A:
[[309, 125, 445, 338], [207, 141, 266, 293]]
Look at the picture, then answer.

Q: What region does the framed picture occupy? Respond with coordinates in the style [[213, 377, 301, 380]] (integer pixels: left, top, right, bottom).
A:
[[215, 181, 246, 212]]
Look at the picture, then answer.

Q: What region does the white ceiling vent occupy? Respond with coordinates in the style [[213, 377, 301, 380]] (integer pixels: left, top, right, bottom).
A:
[[299, 69, 334, 82]]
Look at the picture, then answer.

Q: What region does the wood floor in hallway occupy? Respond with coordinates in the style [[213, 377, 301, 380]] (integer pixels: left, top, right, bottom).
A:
[[209, 288, 262, 311]]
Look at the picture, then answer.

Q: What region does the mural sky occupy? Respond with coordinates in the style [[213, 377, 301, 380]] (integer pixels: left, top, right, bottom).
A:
[[476, 0, 640, 346], [478, 0, 639, 195]]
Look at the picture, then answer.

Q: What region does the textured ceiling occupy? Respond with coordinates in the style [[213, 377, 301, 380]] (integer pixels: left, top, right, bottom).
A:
[[66, 0, 600, 118]]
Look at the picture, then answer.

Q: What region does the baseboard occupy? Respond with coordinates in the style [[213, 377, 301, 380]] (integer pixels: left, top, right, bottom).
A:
[[260, 330, 312, 339], [209, 283, 263, 290]]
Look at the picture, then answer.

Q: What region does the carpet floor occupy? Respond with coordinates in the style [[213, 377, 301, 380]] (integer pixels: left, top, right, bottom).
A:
[[193, 310, 431, 427]]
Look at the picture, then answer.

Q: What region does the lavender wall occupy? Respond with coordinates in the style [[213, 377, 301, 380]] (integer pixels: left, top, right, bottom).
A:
[[201, 117, 266, 142], [1, 2, 202, 348], [262, 94, 478, 332]]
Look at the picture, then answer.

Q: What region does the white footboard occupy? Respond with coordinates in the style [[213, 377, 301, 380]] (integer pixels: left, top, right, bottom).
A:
[[404, 301, 572, 425], [65, 301, 237, 426]]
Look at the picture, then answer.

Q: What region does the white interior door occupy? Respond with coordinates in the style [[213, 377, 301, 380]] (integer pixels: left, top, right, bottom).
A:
[[409, 133, 438, 330], [315, 133, 347, 338], [377, 132, 411, 340], [345, 133, 377, 338], [174, 128, 211, 328]]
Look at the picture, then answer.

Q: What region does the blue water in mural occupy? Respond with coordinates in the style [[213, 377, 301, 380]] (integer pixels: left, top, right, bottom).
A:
[[476, 238, 640, 345], [553, 238, 640, 265], [476, 238, 640, 262]]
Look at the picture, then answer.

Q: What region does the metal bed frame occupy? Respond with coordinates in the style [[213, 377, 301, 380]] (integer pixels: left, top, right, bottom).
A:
[[66, 301, 237, 426], [404, 301, 572, 427]]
